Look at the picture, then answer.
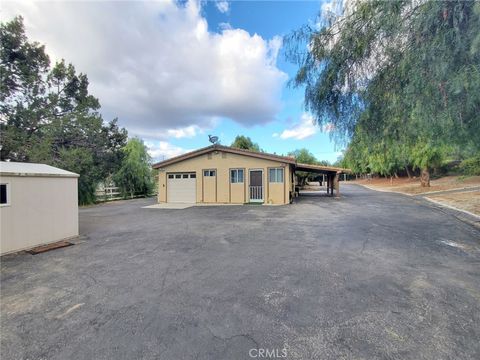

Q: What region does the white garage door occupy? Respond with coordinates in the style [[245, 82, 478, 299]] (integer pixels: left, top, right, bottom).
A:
[[167, 173, 196, 203]]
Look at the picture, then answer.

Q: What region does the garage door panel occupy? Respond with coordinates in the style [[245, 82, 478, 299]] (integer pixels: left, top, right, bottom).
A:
[[167, 173, 196, 203]]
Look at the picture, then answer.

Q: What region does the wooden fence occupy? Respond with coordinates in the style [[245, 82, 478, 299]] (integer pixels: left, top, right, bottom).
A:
[[95, 186, 122, 202]]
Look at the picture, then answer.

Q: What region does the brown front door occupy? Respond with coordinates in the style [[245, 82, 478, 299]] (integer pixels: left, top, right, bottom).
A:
[[249, 170, 263, 202]]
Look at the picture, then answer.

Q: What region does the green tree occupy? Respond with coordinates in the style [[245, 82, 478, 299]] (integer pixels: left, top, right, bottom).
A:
[[114, 138, 154, 198], [289, 148, 317, 164], [287, 0, 480, 186], [0, 16, 127, 203], [288, 148, 318, 185], [231, 135, 261, 152]]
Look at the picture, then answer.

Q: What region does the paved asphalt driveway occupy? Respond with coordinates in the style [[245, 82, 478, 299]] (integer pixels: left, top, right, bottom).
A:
[[1, 185, 479, 360]]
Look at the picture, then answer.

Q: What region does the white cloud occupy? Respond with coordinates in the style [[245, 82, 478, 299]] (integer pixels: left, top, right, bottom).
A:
[[215, 1, 230, 14], [145, 141, 190, 161], [267, 35, 283, 65], [218, 22, 232, 31], [321, 0, 345, 18], [2, 0, 286, 139], [166, 125, 201, 138], [131, 125, 202, 140], [277, 113, 319, 140], [322, 123, 335, 132]]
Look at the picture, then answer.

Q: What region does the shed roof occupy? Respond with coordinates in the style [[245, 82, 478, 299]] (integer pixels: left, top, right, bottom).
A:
[[0, 162, 79, 178]]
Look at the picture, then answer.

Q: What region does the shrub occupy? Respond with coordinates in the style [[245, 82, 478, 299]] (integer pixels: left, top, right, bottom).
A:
[[459, 155, 480, 176]]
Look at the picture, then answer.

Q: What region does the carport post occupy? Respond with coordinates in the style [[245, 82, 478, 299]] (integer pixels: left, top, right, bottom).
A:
[[330, 175, 335, 196], [335, 173, 340, 197], [326, 175, 330, 194]]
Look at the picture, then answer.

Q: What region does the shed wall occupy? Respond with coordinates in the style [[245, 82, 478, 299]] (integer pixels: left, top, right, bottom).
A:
[[0, 175, 78, 255]]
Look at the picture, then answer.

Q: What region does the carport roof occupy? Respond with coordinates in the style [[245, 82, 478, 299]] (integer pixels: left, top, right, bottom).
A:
[[152, 144, 296, 168], [0, 162, 79, 178], [295, 162, 349, 174]]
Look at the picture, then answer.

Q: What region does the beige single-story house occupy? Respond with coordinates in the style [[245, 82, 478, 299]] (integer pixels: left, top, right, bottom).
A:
[[0, 162, 79, 255], [152, 145, 346, 205]]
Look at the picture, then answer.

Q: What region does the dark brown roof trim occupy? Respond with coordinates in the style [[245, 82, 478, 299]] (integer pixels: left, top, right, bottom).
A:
[[152, 144, 296, 169], [295, 162, 350, 173]]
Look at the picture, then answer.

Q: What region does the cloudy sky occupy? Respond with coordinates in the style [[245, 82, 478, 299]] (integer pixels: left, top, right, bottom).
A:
[[2, 0, 343, 162]]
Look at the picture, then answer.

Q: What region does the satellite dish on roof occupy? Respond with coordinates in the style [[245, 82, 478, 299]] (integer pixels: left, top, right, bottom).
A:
[[208, 135, 219, 144]]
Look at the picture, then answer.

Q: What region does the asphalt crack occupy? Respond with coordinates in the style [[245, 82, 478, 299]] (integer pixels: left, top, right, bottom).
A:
[[204, 325, 259, 349]]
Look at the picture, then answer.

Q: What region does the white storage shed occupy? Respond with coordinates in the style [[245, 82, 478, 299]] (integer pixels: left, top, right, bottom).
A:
[[0, 162, 79, 255]]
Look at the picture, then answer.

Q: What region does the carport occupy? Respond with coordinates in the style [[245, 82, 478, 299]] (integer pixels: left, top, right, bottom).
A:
[[294, 163, 348, 197]]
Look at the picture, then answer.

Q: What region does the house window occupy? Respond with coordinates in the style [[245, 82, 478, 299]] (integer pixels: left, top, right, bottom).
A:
[[203, 170, 216, 177], [269, 168, 284, 183], [0, 183, 9, 206], [168, 174, 174, 179], [230, 169, 244, 183]]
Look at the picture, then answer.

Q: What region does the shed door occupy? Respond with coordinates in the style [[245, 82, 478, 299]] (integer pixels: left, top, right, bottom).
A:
[[167, 173, 196, 203]]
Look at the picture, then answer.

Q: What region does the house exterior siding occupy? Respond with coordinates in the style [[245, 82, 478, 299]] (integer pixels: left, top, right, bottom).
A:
[[157, 150, 292, 205]]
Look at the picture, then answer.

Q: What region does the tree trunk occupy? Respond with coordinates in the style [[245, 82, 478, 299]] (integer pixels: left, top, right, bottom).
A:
[[420, 168, 430, 187], [405, 165, 412, 179]]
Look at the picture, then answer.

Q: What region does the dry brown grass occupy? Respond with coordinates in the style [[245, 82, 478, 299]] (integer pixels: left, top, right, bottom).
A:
[[352, 175, 480, 195], [426, 191, 480, 216], [352, 175, 480, 216]]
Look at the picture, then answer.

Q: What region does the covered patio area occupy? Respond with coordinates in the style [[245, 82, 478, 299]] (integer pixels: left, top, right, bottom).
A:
[[294, 163, 349, 198]]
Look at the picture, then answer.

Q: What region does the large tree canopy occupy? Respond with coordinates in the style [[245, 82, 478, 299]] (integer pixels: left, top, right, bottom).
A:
[[231, 135, 262, 152], [1, 16, 128, 203], [288, 148, 318, 165], [287, 0, 480, 185]]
